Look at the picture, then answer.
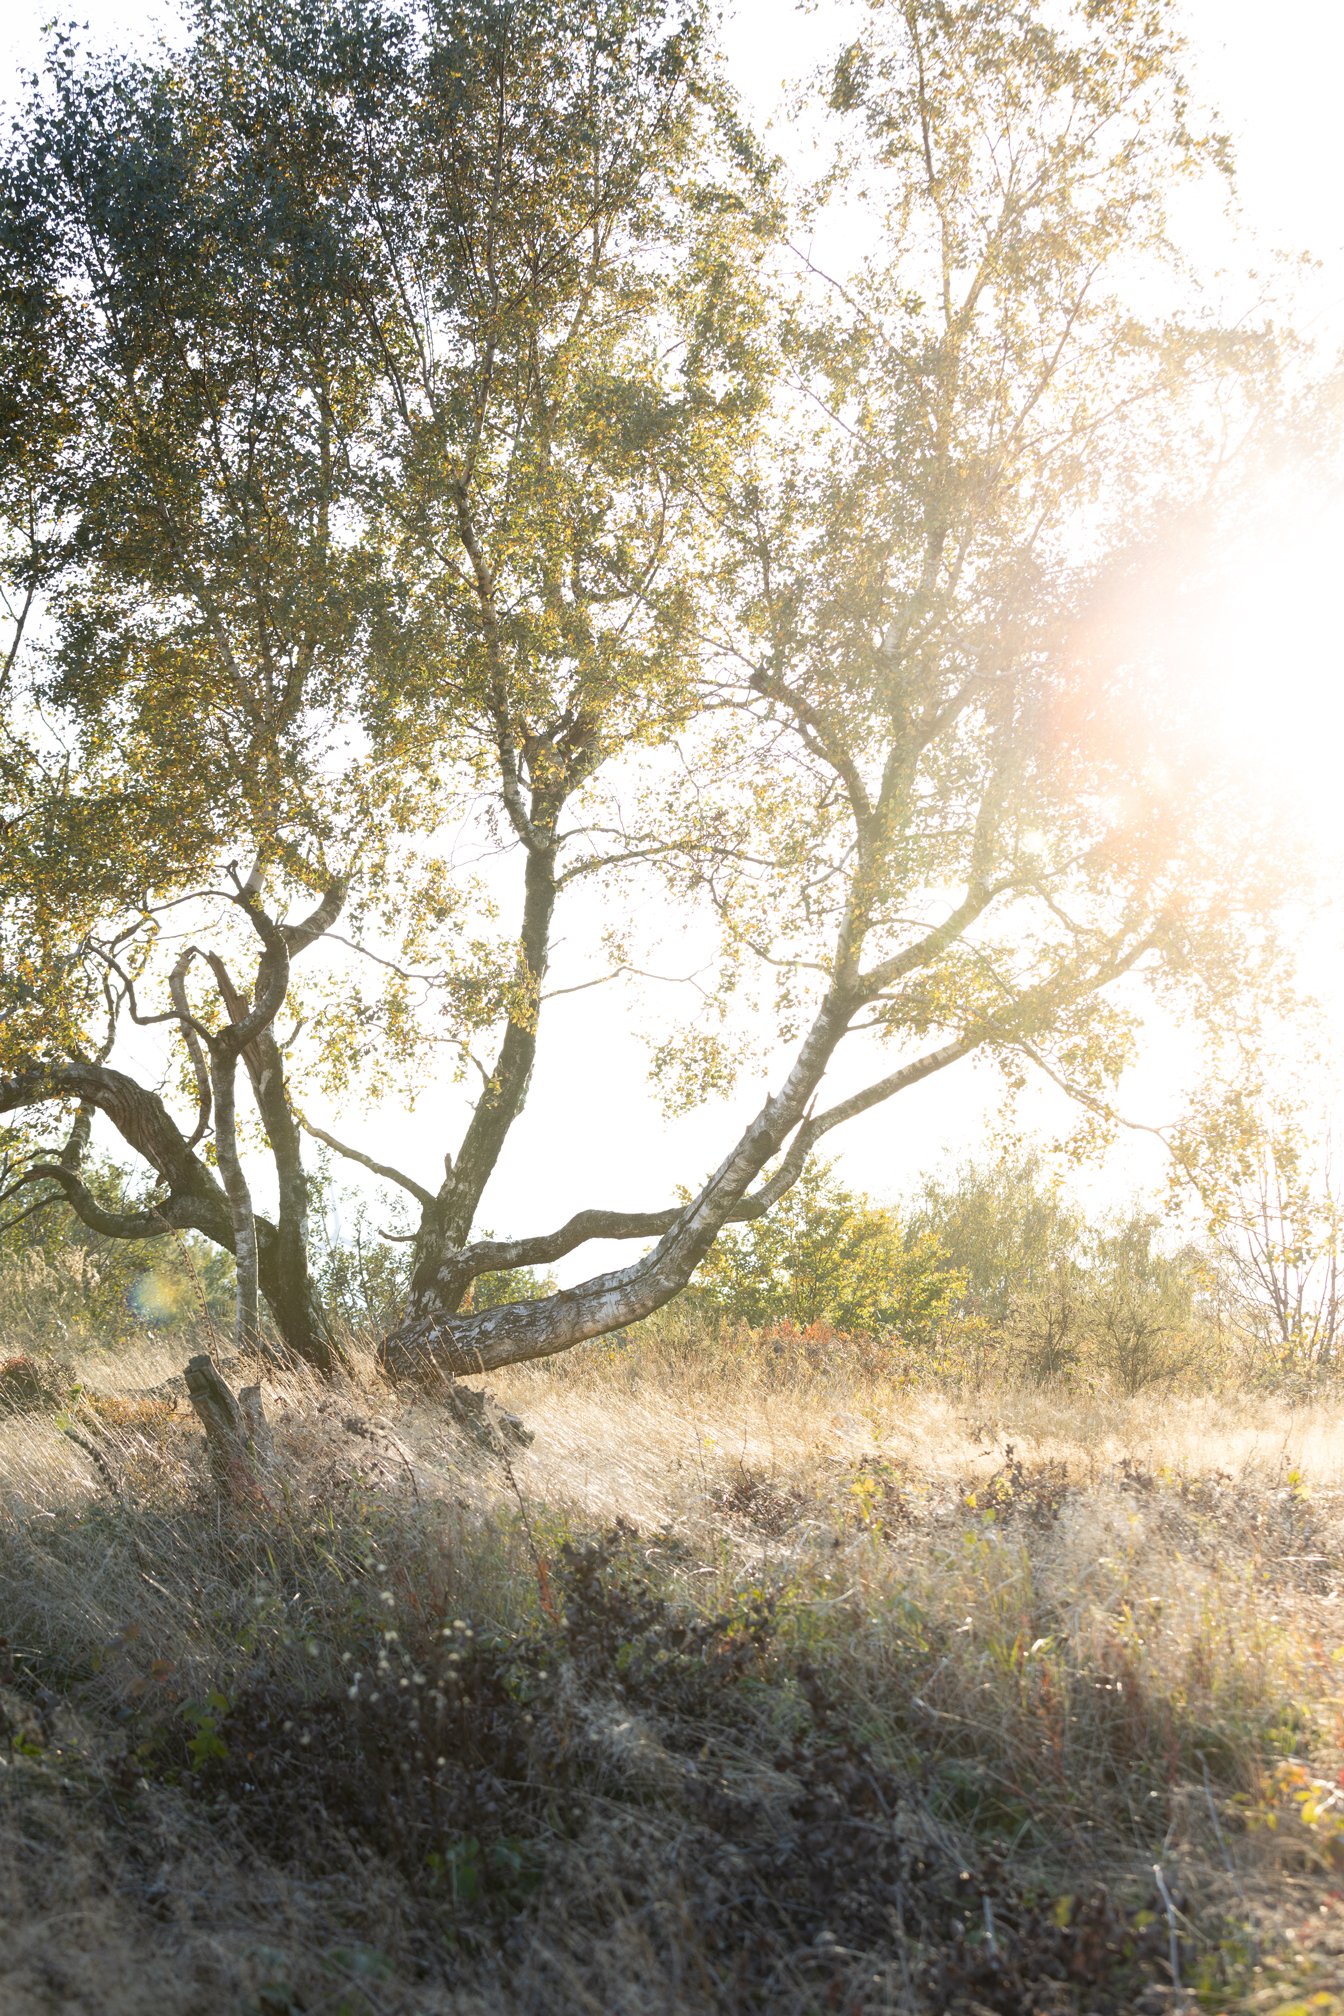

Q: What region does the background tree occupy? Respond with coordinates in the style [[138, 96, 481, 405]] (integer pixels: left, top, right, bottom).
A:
[[908, 1159, 1206, 1388], [1209, 1129, 1343, 1385], [1084, 1210, 1199, 1395], [908, 1154, 1084, 1333]]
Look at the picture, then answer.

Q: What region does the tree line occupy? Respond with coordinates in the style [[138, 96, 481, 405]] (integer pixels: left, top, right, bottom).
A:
[[6, 1142, 1339, 1398]]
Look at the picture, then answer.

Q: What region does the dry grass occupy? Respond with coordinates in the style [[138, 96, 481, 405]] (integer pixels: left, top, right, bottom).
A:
[[2, 1316, 1344, 2013]]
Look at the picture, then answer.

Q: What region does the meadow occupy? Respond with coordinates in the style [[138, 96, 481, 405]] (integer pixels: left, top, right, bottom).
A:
[[4, 1, 1342, 2008], [2, 1303, 1343, 2016]]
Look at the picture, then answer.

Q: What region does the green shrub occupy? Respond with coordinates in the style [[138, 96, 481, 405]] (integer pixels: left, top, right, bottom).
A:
[[691, 1162, 961, 1344]]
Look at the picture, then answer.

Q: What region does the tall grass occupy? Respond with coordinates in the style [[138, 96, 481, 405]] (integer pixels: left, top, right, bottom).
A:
[[1, 1304, 1343, 2011]]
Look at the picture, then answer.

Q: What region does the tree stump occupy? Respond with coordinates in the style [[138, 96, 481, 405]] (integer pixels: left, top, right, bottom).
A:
[[185, 1354, 274, 1505], [439, 1377, 533, 1455]]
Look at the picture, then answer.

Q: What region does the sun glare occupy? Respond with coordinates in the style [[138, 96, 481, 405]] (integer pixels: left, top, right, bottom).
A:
[[1184, 483, 1344, 851]]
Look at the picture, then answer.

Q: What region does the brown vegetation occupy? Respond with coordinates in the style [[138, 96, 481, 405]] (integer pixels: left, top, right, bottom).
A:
[[2, 1301, 1343, 2014]]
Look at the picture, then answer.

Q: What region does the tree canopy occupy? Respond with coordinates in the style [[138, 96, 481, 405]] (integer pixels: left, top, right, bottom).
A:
[[0, 0, 1302, 1381]]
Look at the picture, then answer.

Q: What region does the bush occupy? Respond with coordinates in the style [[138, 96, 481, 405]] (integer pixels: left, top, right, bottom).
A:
[[690, 1162, 962, 1345], [1085, 1212, 1203, 1394]]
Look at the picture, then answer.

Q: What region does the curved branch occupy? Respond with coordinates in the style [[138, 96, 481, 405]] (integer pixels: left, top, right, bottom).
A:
[[453, 1133, 831, 1284], [458, 1207, 678, 1276], [747, 667, 873, 832], [0, 1060, 204, 1189], [858, 876, 1013, 999], [284, 874, 349, 957], [169, 950, 213, 1148], [224, 907, 291, 1053], [0, 1058, 331, 1362], [297, 1113, 435, 1209], [1, 1161, 175, 1241]]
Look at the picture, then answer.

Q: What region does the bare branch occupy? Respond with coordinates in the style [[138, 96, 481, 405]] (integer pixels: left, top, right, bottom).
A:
[[297, 1112, 435, 1209]]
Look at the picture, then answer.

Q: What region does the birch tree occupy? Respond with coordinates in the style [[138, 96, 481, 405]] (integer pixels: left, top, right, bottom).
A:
[[0, 0, 764, 1368], [382, 0, 1294, 1376], [0, 0, 1300, 1384]]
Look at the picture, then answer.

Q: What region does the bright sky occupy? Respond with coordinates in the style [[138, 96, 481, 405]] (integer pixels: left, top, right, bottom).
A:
[[3, 0, 1343, 1250]]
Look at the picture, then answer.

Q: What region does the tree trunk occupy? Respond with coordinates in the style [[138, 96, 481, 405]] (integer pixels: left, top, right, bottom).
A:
[[384, 990, 853, 1378], [411, 838, 558, 1313], [243, 1027, 347, 1376], [212, 951, 347, 1378], [258, 1252, 344, 1378], [209, 1052, 261, 1355]]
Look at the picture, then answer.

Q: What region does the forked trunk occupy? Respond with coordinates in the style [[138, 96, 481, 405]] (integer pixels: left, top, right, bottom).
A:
[[383, 993, 853, 1379]]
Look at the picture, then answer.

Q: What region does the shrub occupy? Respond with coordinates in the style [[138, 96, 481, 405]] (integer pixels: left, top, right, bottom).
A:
[[691, 1161, 961, 1343]]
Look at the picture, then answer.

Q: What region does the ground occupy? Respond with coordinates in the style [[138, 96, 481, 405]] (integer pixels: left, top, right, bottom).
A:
[[2, 1319, 1343, 2014]]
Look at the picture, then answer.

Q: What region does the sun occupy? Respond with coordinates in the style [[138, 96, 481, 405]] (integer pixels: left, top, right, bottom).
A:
[[1183, 475, 1344, 853]]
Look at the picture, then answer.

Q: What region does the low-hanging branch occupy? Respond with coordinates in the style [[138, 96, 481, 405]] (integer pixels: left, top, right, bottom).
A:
[[447, 1137, 825, 1285], [0, 1160, 177, 1242], [385, 897, 1168, 1378]]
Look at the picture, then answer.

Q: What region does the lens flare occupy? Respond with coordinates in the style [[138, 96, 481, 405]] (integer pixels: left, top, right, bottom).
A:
[[128, 1269, 190, 1326]]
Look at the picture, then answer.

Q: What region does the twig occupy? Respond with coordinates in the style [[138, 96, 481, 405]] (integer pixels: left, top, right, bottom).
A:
[[1152, 1861, 1181, 1992], [1198, 1751, 1256, 1956], [498, 1442, 544, 1576], [1198, 1752, 1240, 1890], [61, 1426, 119, 1497]]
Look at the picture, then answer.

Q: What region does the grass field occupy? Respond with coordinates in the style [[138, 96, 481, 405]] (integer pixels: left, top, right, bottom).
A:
[[3, 1322, 1344, 2014]]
